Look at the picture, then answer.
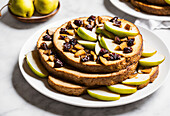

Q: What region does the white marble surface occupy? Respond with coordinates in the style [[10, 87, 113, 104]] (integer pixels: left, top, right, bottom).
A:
[[0, 0, 170, 116]]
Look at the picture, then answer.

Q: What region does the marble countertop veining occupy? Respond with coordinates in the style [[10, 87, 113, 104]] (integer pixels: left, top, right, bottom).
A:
[[0, 0, 170, 116]]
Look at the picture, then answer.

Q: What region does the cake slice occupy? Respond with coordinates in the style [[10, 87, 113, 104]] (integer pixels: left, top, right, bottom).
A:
[[48, 75, 87, 96]]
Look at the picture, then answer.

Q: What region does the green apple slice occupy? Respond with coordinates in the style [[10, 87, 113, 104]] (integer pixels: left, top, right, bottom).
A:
[[165, 0, 170, 5], [95, 41, 101, 55], [26, 50, 49, 78], [87, 87, 120, 101], [139, 53, 165, 67], [99, 36, 119, 52], [142, 41, 157, 57], [104, 22, 138, 37], [77, 27, 97, 41], [107, 84, 137, 94], [96, 27, 115, 39], [122, 74, 150, 85], [78, 40, 96, 49]]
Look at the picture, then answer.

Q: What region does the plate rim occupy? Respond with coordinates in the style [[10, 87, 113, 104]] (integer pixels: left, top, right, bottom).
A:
[[18, 19, 170, 108], [110, 0, 170, 21]]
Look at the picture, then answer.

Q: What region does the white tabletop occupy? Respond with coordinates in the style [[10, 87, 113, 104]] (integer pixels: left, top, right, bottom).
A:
[[0, 0, 170, 116]]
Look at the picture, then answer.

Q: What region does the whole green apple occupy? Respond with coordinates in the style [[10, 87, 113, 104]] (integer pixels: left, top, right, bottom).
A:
[[34, 0, 59, 15], [8, 0, 34, 17]]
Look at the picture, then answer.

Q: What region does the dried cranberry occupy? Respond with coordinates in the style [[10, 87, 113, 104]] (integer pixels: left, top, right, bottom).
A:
[[99, 48, 109, 56], [63, 42, 71, 51], [123, 47, 133, 53], [127, 39, 135, 46], [110, 17, 121, 27], [43, 34, 52, 41], [54, 59, 64, 68], [109, 53, 121, 60], [86, 25, 93, 31], [60, 28, 67, 34], [87, 15, 96, 22], [74, 20, 83, 26], [114, 36, 121, 44], [40, 42, 48, 50], [80, 55, 90, 62], [69, 38, 78, 46]]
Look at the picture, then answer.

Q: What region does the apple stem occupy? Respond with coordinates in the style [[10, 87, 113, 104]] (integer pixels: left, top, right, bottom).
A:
[[0, 3, 10, 17]]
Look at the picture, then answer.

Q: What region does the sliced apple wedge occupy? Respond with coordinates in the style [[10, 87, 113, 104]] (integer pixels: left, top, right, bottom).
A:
[[78, 40, 96, 49], [104, 22, 138, 37], [99, 36, 119, 52], [107, 84, 137, 94], [77, 27, 97, 41], [139, 53, 165, 67], [87, 87, 120, 101], [96, 27, 115, 39], [122, 74, 150, 85], [142, 41, 157, 57], [26, 50, 49, 78], [95, 41, 101, 55]]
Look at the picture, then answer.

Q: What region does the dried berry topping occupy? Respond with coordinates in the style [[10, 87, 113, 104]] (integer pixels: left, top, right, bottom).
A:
[[86, 24, 93, 31], [123, 47, 133, 53], [54, 59, 64, 68], [43, 34, 52, 41], [40, 42, 48, 50], [109, 53, 121, 60], [80, 55, 90, 62], [87, 15, 96, 22], [74, 20, 83, 26], [127, 39, 135, 46], [69, 38, 78, 46], [60, 28, 67, 34], [63, 42, 72, 51], [110, 17, 121, 27], [99, 48, 109, 56], [114, 36, 121, 44]]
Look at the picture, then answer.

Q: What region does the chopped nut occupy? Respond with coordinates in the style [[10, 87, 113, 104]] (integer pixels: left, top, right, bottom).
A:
[[124, 24, 131, 31], [47, 61, 55, 67], [120, 42, 128, 50], [141, 68, 152, 74], [39, 49, 44, 54], [98, 16, 108, 24], [49, 55, 55, 62], [74, 44, 84, 50], [71, 49, 77, 53], [42, 54, 49, 61], [90, 51, 97, 61], [43, 50, 51, 55], [121, 37, 128, 42], [103, 53, 110, 58], [74, 50, 86, 57], [99, 56, 108, 65], [67, 30, 74, 36]]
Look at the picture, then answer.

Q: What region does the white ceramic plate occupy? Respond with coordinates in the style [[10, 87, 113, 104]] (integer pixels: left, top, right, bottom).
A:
[[110, 0, 170, 21], [19, 19, 170, 108]]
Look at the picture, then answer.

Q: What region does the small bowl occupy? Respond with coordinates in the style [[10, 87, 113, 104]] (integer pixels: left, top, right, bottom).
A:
[[8, 1, 60, 23]]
